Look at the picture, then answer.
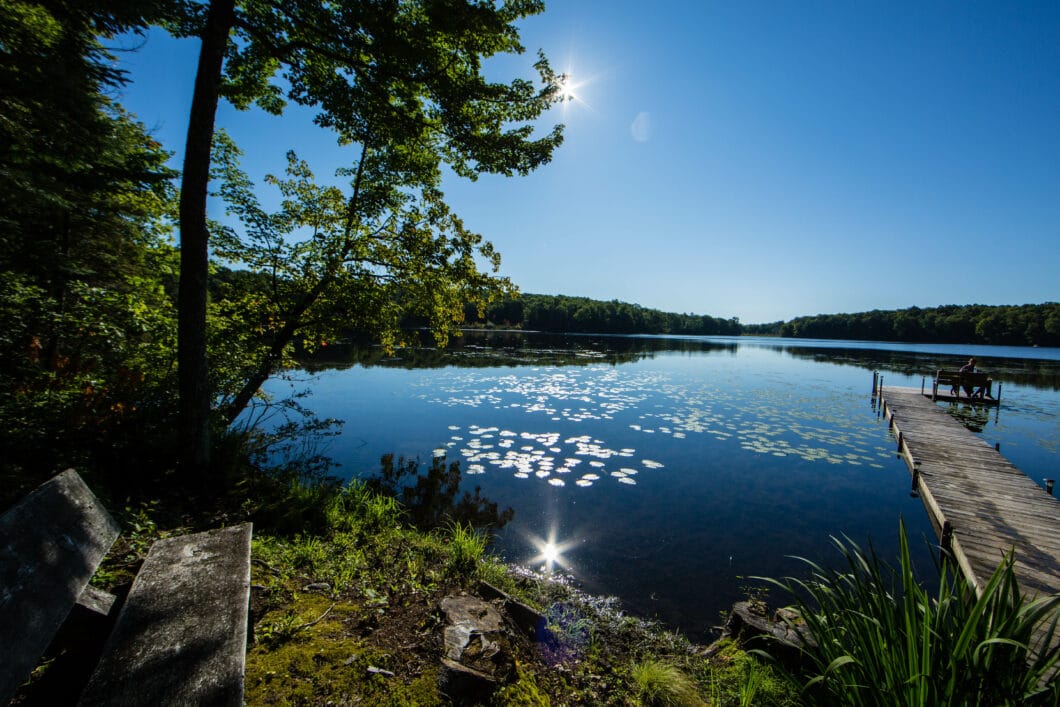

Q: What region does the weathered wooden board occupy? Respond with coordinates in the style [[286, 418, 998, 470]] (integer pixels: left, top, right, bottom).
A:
[[79, 523, 253, 706], [0, 470, 120, 705]]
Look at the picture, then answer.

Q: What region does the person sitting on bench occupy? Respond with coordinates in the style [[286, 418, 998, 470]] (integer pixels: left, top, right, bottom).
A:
[[953, 357, 977, 396]]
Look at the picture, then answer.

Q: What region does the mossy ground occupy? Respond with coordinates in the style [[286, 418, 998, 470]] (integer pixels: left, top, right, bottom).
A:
[[32, 475, 798, 706], [232, 482, 799, 705]]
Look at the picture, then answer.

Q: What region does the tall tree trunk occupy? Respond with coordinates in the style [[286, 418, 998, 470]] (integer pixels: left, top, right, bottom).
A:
[[178, 0, 235, 479]]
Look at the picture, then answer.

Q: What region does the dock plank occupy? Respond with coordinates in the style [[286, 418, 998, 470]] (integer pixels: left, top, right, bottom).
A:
[[878, 386, 1060, 653]]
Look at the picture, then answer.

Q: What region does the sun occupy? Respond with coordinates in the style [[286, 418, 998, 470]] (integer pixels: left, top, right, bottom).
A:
[[557, 76, 578, 102]]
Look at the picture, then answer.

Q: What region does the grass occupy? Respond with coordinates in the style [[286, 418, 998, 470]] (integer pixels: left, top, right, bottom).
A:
[[630, 659, 704, 706], [757, 519, 1060, 706]]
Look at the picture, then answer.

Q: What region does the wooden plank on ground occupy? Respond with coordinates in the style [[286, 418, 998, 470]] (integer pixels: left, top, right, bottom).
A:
[[79, 523, 253, 707], [0, 470, 120, 705]]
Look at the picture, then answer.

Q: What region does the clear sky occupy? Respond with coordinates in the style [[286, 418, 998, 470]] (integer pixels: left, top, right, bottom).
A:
[[113, 1, 1059, 324]]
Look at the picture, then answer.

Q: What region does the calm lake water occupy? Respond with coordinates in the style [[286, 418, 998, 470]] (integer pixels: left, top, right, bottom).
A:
[[264, 333, 1060, 641]]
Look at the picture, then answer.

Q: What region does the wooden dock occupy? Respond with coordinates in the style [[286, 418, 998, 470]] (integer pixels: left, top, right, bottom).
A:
[[878, 385, 1060, 610]]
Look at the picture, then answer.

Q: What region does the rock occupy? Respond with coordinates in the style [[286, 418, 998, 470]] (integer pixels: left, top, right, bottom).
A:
[[437, 659, 498, 705], [303, 582, 331, 593], [437, 594, 515, 702], [476, 580, 550, 641], [715, 600, 813, 669], [366, 666, 394, 677]]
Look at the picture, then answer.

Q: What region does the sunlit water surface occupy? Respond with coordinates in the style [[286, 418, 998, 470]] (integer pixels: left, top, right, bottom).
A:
[[262, 334, 1060, 641]]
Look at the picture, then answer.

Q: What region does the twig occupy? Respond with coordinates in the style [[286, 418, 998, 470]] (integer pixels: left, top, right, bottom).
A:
[[251, 557, 284, 576], [294, 603, 336, 633]]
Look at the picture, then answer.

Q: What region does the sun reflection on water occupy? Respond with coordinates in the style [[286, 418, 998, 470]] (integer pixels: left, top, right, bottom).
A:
[[528, 529, 576, 573]]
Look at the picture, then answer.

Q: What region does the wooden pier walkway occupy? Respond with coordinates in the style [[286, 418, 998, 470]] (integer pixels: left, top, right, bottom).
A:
[[878, 386, 1060, 607]]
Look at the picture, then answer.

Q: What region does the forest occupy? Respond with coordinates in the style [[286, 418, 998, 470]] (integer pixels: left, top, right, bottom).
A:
[[463, 293, 743, 336], [462, 295, 1058, 347], [755, 303, 1060, 347]]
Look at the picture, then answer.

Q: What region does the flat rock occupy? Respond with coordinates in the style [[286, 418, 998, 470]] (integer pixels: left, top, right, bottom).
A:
[[437, 594, 515, 702]]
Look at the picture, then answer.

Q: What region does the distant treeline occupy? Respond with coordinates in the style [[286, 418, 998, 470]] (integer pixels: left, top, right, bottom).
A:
[[755, 303, 1060, 347], [212, 270, 1058, 347], [464, 294, 743, 336]]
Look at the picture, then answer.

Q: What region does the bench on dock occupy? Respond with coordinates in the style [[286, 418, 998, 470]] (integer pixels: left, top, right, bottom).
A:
[[932, 369, 995, 402], [0, 469, 252, 705]]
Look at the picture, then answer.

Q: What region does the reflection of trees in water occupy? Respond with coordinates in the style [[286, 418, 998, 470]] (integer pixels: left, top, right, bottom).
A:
[[302, 331, 738, 371], [781, 347, 1060, 391], [366, 454, 514, 534], [299, 331, 1060, 391]]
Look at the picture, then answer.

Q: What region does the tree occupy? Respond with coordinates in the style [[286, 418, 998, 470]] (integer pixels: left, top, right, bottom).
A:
[[208, 133, 516, 423], [0, 0, 178, 484], [167, 0, 565, 476]]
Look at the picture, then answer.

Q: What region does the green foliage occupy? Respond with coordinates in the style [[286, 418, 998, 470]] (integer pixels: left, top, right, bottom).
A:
[[630, 659, 704, 707], [207, 132, 521, 423], [0, 0, 180, 490], [466, 293, 742, 336], [442, 520, 487, 574], [166, 0, 567, 470], [758, 520, 1060, 705], [771, 303, 1060, 346]]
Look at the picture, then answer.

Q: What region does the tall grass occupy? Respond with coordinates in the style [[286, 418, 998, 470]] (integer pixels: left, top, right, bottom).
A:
[[630, 659, 704, 707], [758, 520, 1060, 705], [443, 520, 488, 573]]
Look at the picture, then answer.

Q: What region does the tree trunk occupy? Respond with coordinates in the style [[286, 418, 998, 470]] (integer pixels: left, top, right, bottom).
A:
[[178, 0, 235, 480], [222, 272, 337, 424]]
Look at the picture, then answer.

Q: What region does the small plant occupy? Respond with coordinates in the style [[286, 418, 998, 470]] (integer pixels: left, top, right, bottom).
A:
[[739, 658, 767, 707], [121, 500, 161, 559], [257, 611, 301, 647], [630, 659, 704, 707], [289, 534, 327, 572], [444, 520, 487, 574]]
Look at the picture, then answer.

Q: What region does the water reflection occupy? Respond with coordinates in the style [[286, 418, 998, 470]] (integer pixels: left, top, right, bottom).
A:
[[275, 331, 1060, 640], [302, 331, 739, 370], [527, 529, 576, 573]]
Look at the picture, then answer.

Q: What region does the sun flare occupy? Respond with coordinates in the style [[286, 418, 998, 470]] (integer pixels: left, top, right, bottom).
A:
[[557, 76, 578, 102], [528, 530, 575, 572]]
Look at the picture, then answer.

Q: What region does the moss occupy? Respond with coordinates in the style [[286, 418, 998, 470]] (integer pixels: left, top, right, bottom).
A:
[[246, 592, 444, 705], [492, 666, 552, 706]]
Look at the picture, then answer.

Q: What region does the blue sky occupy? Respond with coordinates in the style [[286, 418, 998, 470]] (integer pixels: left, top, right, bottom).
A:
[[114, 1, 1059, 324]]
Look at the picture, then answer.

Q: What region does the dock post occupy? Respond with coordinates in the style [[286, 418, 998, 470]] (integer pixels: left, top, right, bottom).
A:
[[941, 520, 954, 557], [995, 442, 1000, 452], [910, 460, 921, 497], [872, 371, 878, 397], [896, 429, 903, 453], [920, 376, 925, 394], [1046, 479, 1055, 496]]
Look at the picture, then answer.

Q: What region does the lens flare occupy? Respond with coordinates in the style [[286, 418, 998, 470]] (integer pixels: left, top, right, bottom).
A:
[[528, 529, 576, 572]]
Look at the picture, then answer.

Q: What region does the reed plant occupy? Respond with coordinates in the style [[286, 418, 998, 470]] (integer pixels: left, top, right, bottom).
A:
[[758, 520, 1060, 705]]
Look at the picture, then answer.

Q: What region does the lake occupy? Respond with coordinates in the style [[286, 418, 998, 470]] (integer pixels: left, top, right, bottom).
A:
[[261, 333, 1060, 641]]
